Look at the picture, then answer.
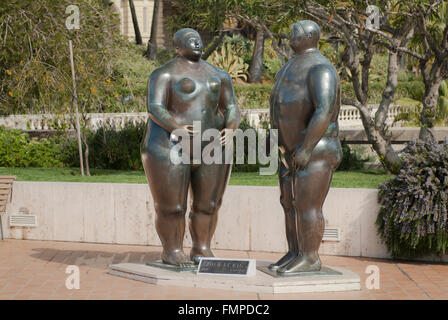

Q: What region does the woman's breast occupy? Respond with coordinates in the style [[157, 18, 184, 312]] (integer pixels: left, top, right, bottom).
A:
[[169, 76, 224, 130]]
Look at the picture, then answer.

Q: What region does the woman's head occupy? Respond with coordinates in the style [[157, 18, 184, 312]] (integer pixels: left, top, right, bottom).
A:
[[173, 28, 203, 61]]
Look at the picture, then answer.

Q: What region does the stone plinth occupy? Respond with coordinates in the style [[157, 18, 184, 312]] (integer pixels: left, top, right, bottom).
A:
[[109, 261, 361, 294]]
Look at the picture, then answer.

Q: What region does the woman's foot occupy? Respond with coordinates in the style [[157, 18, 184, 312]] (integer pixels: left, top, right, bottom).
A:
[[190, 247, 214, 265], [268, 251, 297, 271], [162, 249, 194, 269]]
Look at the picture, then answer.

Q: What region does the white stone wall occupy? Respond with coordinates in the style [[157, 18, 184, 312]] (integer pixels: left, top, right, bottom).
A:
[[2, 181, 390, 259]]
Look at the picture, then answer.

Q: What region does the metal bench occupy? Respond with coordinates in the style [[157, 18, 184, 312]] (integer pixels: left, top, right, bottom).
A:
[[0, 176, 16, 240]]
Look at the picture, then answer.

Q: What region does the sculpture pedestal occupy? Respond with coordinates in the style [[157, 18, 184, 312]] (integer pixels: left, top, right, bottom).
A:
[[109, 260, 360, 294]]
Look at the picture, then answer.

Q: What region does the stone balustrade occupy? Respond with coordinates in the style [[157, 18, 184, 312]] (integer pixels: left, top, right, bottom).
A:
[[0, 105, 402, 131]]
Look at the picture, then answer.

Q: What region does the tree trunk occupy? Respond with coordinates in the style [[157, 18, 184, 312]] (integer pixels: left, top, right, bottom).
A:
[[68, 40, 84, 177], [128, 0, 142, 45], [202, 29, 225, 60], [81, 129, 91, 176], [342, 47, 402, 173], [362, 114, 401, 172], [419, 80, 442, 141], [144, 0, 159, 60], [248, 30, 264, 83], [343, 98, 402, 173], [375, 50, 399, 131]]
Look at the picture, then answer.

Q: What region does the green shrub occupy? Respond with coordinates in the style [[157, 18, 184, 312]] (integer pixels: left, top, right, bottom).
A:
[[341, 80, 425, 104], [62, 122, 146, 170], [337, 140, 370, 171], [234, 83, 272, 109], [0, 127, 64, 167], [262, 40, 284, 81], [60, 119, 271, 173], [376, 139, 448, 257], [231, 117, 268, 173], [208, 35, 250, 81], [396, 81, 425, 101]]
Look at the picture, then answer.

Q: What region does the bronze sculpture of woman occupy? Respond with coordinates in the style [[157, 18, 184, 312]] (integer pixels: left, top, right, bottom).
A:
[[141, 28, 240, 268]]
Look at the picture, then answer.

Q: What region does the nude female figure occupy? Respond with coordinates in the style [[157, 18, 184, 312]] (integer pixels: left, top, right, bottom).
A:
[[141, 28, 240, 268], [269, 20, 342, 275]]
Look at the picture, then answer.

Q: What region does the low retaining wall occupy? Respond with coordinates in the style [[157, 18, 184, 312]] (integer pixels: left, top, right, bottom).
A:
[[1, 181, 393, 259]]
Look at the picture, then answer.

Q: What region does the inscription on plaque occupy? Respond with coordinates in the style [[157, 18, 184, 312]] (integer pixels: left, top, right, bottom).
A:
[[197, 258, 256, 277]]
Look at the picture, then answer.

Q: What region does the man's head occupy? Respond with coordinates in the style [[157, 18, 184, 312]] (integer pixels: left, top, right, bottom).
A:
[[173, 28, 203, 61], [289, 20, 320, 54]]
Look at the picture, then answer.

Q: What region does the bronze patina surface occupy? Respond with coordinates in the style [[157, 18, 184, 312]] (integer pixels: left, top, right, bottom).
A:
[[269, 20, 342, 276], [141, 28, 240, 269], [257, 265, 342, 278]]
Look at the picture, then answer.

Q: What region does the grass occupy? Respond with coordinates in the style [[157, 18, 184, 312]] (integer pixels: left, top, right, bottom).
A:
[[0, 167, 393, 189]]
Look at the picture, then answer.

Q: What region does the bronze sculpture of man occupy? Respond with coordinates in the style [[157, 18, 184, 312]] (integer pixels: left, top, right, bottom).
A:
[[141, 28, 240, 268], [269, 20, 342, 275]]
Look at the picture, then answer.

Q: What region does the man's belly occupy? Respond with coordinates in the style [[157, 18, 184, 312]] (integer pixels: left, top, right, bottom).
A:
[[276, 118, 340, 156], [276, 118, 307, 154], [271, 98, 313, 153]]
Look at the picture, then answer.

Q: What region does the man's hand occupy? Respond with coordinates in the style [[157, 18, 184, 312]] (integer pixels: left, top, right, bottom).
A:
[[292, 147, 312, 171]]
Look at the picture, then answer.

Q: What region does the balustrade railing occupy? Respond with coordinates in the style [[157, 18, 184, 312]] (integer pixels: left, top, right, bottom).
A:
[[0, 105, 403, 131]]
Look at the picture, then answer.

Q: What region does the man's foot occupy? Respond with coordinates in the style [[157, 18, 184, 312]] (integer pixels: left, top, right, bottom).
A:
[[268, 251, 297, 271], [162, 249, 194, 269], [190, 247, 214, 265], [277, 255, 321, 275]]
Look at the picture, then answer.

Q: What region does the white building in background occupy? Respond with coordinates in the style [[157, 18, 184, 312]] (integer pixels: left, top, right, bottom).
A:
[[111, 0, 154, 43], [110, 0, 174, 47]]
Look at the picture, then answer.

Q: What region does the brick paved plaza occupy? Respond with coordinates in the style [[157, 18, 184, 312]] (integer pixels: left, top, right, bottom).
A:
[[0, 239, 448, 300]]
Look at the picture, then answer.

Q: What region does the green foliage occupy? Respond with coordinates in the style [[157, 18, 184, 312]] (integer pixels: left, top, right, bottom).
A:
[[234, 83, 272, 109], [437, 81, 448, 125], [231, 117, 269, 173], [208, 36, 249, 81], [0, 167, 392, 188], [0, 0, 157, 116], [166, 0, 229, 34], [167, 0, 302, 35], [341, 80, 425, 104], [154, 48, 176, 67], [262, 40, 284, 81], [60, 119, 272, 173], [0, 127, 64, 167], [110, 42, 157, 113], [0, 0, 119, 115], [61, 122, 146, 170], [337, 140, 370, 171], [377, 139, 448, 257], [394, 80, 448, 127]]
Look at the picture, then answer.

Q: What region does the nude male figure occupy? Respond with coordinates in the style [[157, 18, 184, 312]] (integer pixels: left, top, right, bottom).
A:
[[269, 20, 342, 274], [141, 28, 240, 268]]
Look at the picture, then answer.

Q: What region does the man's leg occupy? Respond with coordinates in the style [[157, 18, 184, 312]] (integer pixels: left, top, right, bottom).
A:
[[269, 160, 300, 270], [278, 159, 334, 274]]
